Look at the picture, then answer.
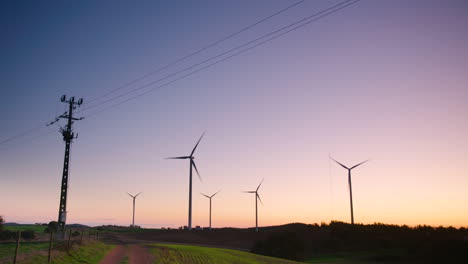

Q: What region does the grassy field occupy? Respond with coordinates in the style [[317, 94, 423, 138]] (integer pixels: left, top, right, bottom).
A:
[[0, 241, 114, 264], [0, 241, 49, 259], [4, 225, 47, 233], [151, 244, 305, 264]]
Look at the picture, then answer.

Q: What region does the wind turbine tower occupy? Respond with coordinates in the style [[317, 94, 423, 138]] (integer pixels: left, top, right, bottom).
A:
[[167, 133, 204, 230], [127, 192, 142, 227], [201, 190, 220, 230], [331, 157, 369, 224], [244, 179, 264, 232]]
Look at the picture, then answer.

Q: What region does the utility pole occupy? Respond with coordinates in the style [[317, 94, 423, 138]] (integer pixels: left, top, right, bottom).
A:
[[49, 95, 84, 234]]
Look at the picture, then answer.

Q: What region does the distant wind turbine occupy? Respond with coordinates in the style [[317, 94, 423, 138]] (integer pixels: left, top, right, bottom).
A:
[[330, 157, 369, 224], [243, 179, 264, 232], [166, 132, 205, 230], [127, 192, 142, 227], [201, 190, 220, 230]]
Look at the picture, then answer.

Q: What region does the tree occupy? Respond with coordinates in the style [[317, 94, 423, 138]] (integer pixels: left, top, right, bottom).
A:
[[0, 215, 4, 232], [251, 232, 307, 261], [44, 221, 59, 233]]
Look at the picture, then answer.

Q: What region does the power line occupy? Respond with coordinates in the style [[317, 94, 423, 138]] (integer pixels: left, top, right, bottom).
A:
[[80, 0, 358, 115], [83, 0, 305, 106], [1, 0, 361, 149], [82, 0, 361, 118], [0, 128, 56, 153], [0, 124, 46, 146], [0, 1, 305, 148]]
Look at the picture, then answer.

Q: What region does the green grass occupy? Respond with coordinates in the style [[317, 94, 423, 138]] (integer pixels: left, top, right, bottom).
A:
[[151, 244, 306, 264], [305, 255, 345, 263], [0, 241, 49, 258], [17, 241, 114, 264], [4, 225, 47, 233]]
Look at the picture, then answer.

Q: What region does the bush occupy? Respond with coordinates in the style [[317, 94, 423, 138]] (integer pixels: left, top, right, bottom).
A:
[[0, 216, 4, 232], [72, 230, 81, 237], [0, 230, 15, 240], [0, 230, 35, 241], [44, 221, 59, 233], [21, 230, 35, 240], [251, 231, 307, 261]]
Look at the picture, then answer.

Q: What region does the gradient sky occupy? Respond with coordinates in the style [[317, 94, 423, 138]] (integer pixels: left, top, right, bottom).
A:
[[1, 0, 467, 228]]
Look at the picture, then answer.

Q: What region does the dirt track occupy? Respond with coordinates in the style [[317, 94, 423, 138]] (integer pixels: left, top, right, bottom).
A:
[[100, 244, 153, 264]]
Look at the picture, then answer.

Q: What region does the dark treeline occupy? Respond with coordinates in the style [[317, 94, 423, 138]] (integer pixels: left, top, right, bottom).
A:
[[0, 216, 35, 240], [251, 221, 468, 263]]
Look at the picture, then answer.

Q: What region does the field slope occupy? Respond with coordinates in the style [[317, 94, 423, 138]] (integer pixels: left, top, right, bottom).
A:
[[7, 241, 114, 264], [151, 244, 305, 264]]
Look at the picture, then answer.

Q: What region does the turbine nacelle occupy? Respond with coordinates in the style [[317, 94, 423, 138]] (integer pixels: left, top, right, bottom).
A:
[[243, 179, 264, 205], [201, 190, 220, 199], [127, 192, 142, 199]]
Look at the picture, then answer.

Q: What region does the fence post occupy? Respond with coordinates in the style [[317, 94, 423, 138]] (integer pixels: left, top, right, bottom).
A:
[[13, 230, 21, 264], [89, 229, 91, 239], [96, 231, 99, 240], [80, 230, 84, 243], [67, 229, 72, 248], [48, 231, 54, 263]]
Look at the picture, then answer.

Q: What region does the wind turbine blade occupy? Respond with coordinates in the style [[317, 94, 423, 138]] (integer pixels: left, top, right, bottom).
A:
[[243, 191, 256, 193], [257, 193, 263, 205], [256, 179, 264, 192], [330, 157, 349, 170], [191, 160, 202, 182], [200, 193, 210, 198], [351, 159, 370, 170], [190, 132, 205, 156], [135, 192, 142, 197], [211, 190, 220, 198], [166, 156, 190, 159], [126, 192, 135, 198]]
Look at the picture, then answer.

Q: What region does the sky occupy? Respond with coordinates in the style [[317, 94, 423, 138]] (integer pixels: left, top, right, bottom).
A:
[[1, 0, 467, 228]]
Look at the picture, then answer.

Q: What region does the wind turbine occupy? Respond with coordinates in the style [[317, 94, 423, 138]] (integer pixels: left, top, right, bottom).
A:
[[200, 190, 220, 230], [330, 157, 369, 224], [243, 179, 263, 232], [126, 192, 142, 227], [166, 133, 204, 230]]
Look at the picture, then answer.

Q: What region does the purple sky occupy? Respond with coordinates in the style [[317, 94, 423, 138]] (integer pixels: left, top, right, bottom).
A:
[[1, 0, 467, 228]]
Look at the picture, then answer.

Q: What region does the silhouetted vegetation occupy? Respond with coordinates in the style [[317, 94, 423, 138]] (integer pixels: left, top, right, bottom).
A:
[[0, 230, 15, 240], [249, 222, 468, 263], [251, 231, 307, 261], [20, 230, 35, 240], [0, 229, 35, 240], [44, 221, 59, 233], [72, 230, 81, 237], [0, 216, 4, 232]]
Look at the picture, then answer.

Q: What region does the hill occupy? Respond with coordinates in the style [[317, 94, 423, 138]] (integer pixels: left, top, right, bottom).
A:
[[150, 243, 304, 264], [101, 222, 468, 263]]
